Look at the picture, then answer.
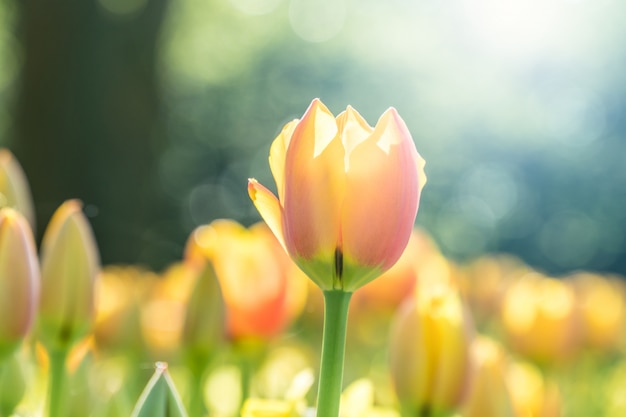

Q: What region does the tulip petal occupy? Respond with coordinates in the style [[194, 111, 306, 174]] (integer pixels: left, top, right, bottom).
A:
[[283, 99, 344, 261], [341, 108, 423, 277], [336, 106, 373, 168], [248, 179, 286, 251], [269, 120, 298, 204]]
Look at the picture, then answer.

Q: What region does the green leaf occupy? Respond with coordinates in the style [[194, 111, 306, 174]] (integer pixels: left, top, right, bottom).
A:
[[130, 362, 189, 417]]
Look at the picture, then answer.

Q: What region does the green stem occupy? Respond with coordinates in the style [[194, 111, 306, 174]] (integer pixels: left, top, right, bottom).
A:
[[315, 290, 352, 417], [47, 349, 67, 417], [185, 350, 212, 417], [234, 339, 264, 410]]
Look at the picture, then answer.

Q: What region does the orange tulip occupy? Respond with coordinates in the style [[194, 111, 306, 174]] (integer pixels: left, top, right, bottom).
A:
[[248, 99, 426, 292], [0, 208, 40, 359], [185, 220, 307, 342]]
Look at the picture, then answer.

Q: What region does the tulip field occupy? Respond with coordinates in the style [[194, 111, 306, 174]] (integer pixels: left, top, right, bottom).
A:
[[1, 96, 625, 417]]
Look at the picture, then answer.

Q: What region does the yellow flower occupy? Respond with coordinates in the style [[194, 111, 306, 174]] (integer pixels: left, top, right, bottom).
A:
[[461, 337, 515, 417], [501, 273, 577, 364], [249, 99, 426, 291], [389, 279, 473, 417], [571, 272, 626, 352]]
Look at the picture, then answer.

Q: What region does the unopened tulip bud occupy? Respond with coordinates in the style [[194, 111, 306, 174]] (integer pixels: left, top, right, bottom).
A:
[[0, 208, 40, 359], [131, 362, 188, 417], [507, 361, 562, 417], [0, 149, 36, 230], [182, 262, 225, 359], [38, 200, 100, 352], [389, 282, 473, 417], [461, 337, 515, 417], [249, 99, 426, 292]]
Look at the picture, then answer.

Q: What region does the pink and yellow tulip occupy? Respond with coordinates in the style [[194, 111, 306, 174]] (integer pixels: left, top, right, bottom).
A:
[[0, 208, 40, 360], [248, 98, 426, 291]]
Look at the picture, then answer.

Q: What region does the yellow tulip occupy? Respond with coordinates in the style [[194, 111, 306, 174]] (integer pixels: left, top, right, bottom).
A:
[[501, 273, 577, 364], [389, 280, 473, 417], [249, 99, 426, 291], [506, 361, 562, 417], [0, 149, 36, 230], [571, 272, 626, 352], [38, 200, 100, 352], [461, 336, 516, 417], [0, 208, 40, 359]]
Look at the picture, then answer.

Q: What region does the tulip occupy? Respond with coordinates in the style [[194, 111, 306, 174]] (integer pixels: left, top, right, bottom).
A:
[[501, 273, 577, 364], [0, 149, 36, 230], [37, 200, 100, 417], [182, 262, 226, 417], [248, 98, 426, 292], [249, 99, 426, 417], [0, 208, 40, 360], [185, 220, 308, 408], [185, 220, 307, 342], [571, 272, 626, 352], [461, 336, 516, 417], [506, 361, 562, 417], [38, 200, 100, 352], [389, 280, 473, 417]]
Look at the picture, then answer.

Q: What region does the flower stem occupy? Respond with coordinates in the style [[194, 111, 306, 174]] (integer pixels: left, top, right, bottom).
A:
[[47, 349, 67, 417], [316, 290, 352, 417]]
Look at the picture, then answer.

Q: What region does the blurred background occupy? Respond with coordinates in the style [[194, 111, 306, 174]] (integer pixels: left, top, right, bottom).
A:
[[1, 0, 625, 275]]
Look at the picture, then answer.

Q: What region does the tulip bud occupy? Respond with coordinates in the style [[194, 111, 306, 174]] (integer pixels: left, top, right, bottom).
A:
[[461, 336, 515, 417], [0, 149, 36, 230], [0, 208, 40, 359], [389, 281, 473, 417], [506, 361, 562, 417], [38, 200, 100, 352], [249, 99, 426, 292], [131, 362, 188, 417], [182, 262, 225, 363]]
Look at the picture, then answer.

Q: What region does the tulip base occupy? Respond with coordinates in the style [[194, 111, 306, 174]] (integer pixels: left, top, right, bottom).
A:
[[315, 290, 352, 417]]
